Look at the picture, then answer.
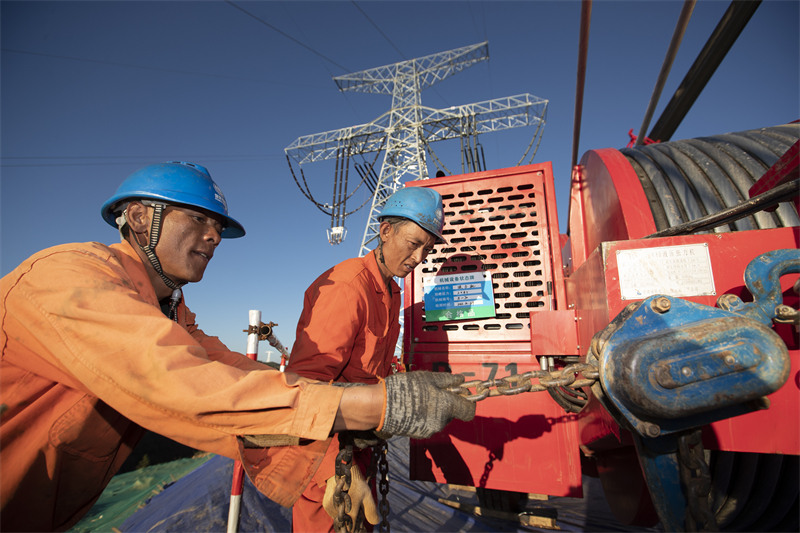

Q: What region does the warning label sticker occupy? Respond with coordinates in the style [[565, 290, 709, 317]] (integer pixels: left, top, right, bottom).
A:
[[616, 243, 716, 300]]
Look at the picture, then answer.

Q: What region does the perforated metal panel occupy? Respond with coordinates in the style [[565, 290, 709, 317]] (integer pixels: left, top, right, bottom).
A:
[[405, 164, 558, 346], [405, 164, 582, 498]]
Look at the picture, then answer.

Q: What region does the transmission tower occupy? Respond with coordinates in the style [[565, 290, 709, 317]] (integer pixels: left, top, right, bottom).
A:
[[285, 41, 548, 256]]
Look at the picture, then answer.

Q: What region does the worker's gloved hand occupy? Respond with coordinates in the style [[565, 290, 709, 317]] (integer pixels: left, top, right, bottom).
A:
[[322, 465, 379, 526], [378, 371, 475, 440]]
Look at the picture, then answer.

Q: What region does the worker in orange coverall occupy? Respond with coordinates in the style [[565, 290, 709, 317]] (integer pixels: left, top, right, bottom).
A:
[[280, 186, 448, 532], [0, 162, 474, 532]]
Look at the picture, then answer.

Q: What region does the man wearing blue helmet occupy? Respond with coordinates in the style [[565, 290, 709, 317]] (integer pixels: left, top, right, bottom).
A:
[[271, 186, 450, 532], [0, 165, 473, 531], [100, 161, 247, 318]]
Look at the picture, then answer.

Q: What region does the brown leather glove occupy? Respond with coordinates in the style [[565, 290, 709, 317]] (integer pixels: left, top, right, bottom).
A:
[[322, 464, 379, 526]]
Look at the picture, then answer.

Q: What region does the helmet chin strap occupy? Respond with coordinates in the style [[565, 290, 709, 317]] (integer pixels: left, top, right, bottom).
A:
[[128, 202, 185, 320], [378, 239, 386, 266], [375, 238, 396, 291]]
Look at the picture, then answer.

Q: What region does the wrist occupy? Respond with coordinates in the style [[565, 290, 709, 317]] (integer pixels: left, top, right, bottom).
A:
[[334, 383, 383, 431]]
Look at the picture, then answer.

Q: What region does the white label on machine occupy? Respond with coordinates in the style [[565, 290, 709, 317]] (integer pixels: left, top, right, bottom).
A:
[[616, 243, 716, 300]]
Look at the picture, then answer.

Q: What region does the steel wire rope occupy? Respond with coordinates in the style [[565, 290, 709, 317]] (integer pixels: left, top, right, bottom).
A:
[[634, 0, 696, 146], [681, 137, 774, 229], [704, 130, 799, 227], [348, 1, 454, 108], [266, 1, 368, 124], [623, 124, 800, 234], [350, 1, 406, 60], [225, 0, 348, 72]]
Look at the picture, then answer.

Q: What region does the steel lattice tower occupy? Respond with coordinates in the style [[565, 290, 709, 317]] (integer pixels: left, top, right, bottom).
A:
[[285, 41, 548, 256]]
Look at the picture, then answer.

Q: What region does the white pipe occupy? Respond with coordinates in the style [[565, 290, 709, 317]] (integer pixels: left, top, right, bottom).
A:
[[226, 310, 261, 533]]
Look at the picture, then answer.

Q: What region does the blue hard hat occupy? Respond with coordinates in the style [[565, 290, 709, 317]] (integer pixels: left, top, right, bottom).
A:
[[101, 161, 245, 238], [379, 186, 445, 243]]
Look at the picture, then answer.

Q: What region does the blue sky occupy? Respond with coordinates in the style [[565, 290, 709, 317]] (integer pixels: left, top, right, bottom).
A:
[[2, 0, 798, 361]]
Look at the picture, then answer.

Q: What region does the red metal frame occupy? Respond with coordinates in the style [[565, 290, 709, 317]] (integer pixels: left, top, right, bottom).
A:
[[404, 164, 584, 497], [575, 227, 800, 456], [404, 163, 565, 351], [749, 140, 800, 213], [568, 148, 657, 269], [402, 147, 799, 499]]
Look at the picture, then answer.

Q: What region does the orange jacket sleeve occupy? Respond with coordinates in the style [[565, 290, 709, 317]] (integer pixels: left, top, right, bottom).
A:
[[288, 278, 365, 381], [1, 243, 340, 448], [0, 242, 343, 527]]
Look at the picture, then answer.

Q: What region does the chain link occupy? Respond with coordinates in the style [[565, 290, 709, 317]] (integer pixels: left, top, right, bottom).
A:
[[447, 362, 599, 402], [331, 362, 599, 531], [678, 429, 719, 532], [333, 443, 355, 533], [333, 437, 391, 533], [376, 440, 391, 532]]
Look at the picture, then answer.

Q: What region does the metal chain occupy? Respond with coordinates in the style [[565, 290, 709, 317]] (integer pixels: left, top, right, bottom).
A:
[[334, 438, 391, 533], [333, 444, 355, 533], [447, 362, 599, 402], [376, 440, 391, 532], [478, 450, 497, 489], [677, 429, 719, 532], [331, 360, 599, 531]]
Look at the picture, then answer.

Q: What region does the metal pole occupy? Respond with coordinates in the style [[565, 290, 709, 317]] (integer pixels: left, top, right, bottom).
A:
[[268, 333, 290, 372], [648, 0, 761, 142], [635, 0, 696, 146], [226, 310, 261, 533], [570, 0, 592, 170], [566, 0, 592, 239]]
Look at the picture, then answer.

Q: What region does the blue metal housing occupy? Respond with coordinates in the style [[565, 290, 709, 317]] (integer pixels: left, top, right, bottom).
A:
[[595, 248, 798, 439], [598, 296, 790, 438]]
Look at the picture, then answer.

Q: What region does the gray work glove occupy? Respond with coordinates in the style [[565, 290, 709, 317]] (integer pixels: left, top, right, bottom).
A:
[[378, 371, 475, 439]]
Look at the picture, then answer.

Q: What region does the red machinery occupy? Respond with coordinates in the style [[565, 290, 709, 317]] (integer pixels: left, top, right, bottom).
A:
[[403, 122, 799, 530]]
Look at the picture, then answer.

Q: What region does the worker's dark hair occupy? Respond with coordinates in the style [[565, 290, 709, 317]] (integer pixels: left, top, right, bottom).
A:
[[378, 216, 412, 230]]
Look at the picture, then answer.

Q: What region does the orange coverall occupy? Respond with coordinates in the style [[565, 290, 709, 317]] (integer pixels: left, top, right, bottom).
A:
[[283, 252, 401, 532], [0, 240, 342, 531]]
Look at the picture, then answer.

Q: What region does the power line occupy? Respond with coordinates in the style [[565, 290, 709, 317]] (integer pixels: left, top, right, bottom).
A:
[[1, 155, 280, 168], [1, 154, 271, 160], [225, 0, 349, 71], [1, 48, 273, 83], [350, 1, 406, 60]]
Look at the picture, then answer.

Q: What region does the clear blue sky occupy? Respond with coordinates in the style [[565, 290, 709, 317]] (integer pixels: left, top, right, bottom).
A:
[[2, 0, 798, 361]]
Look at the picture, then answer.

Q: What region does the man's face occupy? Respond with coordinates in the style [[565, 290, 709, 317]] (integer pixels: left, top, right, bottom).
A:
[[154, 205, 225, 284], [379, 220, 437, 278]]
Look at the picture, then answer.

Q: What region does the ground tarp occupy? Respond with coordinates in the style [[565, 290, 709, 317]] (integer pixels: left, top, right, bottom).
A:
[[75, 436, 654, 532], [70, 455, 213, 532]]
